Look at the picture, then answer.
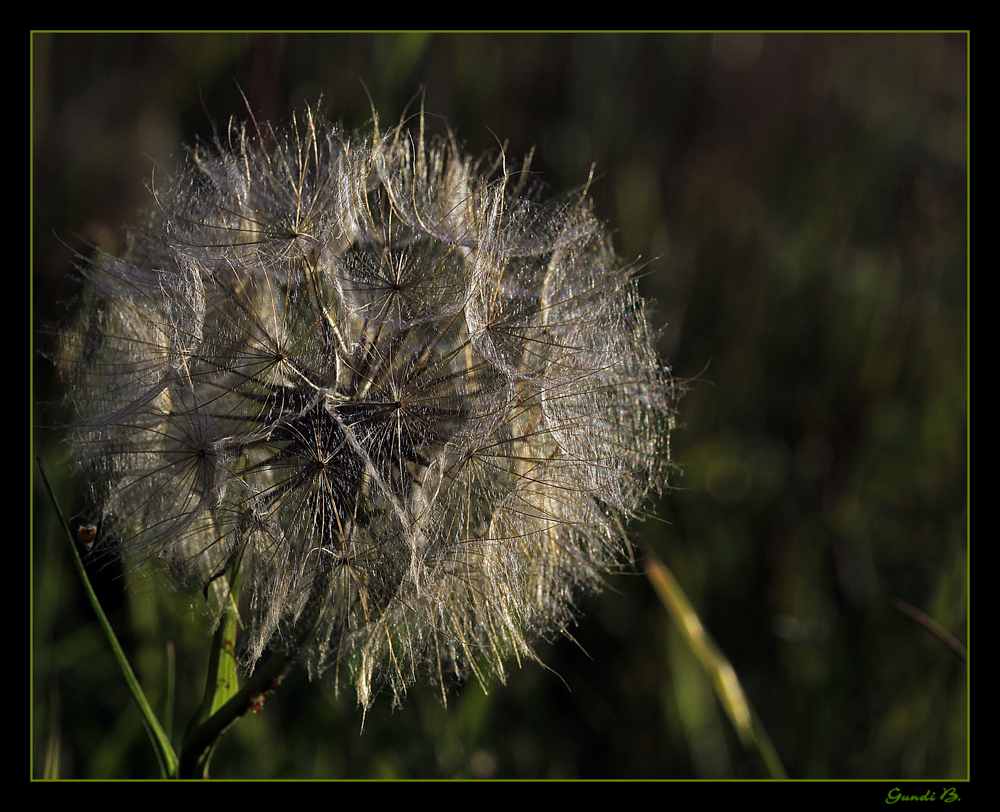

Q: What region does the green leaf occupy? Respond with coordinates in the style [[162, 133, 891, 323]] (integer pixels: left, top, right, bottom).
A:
[[180, 562, 243, 778]]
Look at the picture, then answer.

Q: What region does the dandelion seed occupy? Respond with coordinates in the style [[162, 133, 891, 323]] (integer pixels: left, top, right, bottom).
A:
[[58, 105, 675, 707]]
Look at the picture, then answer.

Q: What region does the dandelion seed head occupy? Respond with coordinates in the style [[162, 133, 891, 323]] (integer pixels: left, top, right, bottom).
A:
[[59, 105, 675, 707]]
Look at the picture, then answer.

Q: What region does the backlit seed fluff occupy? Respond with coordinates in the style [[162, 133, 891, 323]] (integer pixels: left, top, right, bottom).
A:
[[58, 107, 675, 707]]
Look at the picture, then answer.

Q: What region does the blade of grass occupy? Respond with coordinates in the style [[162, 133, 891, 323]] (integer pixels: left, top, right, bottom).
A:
[[893, 598, 967, 667], [164, 641, 176, 744], [642, 542, 787, 779], [36, 458, 180, 779], [43, 682, 61, 779]]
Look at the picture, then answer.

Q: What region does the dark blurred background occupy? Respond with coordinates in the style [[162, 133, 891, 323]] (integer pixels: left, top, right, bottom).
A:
[[32, 32, 967, 779]]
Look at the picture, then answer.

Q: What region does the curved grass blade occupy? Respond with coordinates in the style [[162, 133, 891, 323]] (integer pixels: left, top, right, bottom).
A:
[[642, 542, 787, 779], [36, 458, 180, 778]]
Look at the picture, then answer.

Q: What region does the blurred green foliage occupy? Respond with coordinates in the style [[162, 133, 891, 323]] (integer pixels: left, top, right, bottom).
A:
[[33, 32, 966, 779]]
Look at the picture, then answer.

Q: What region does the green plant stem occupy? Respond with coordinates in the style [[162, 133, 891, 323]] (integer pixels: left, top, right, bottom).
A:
[[179, 643, 295, 778], [179, 563, 336, 779]]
